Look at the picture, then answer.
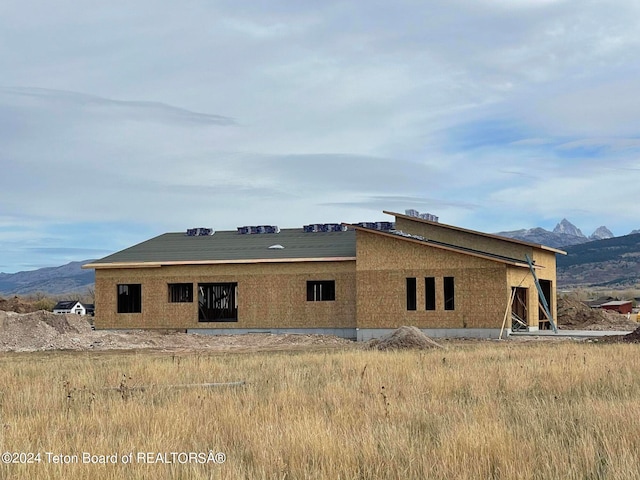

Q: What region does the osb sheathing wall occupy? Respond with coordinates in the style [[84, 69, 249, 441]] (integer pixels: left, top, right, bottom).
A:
[[393, 216, 561, 327], [394, 217, 537, 262], [355, 230, 513, 329], [94, 261, 356, 330], [506, 249, 559, 327]]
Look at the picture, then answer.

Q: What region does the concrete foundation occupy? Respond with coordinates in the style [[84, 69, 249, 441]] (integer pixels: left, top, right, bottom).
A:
[[187, 327, 505, 341], [356, 328, 503, 341], [510, 329, 633, 338], [187, 327, 358, 340]]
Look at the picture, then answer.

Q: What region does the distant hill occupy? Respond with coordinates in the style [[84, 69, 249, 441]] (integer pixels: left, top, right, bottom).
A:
[[0, 261, 95, 296], [557, 234, 640, 288], [497, 219, 616, 249]]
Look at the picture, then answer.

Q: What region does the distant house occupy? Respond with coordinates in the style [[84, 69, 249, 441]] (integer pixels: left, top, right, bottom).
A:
[[53, 300, 95, 316], [599, 300, 633, 315], [583, 296, 616, 308], [82, 210, 566, 340]]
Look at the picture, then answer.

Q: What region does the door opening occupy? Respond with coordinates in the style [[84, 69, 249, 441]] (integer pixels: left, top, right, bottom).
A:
[[511, 287, 528, 331], [538, 280, 552, 330]]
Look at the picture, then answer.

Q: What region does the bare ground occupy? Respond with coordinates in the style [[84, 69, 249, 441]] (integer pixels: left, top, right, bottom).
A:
[[0, 294, 637, 353], [0, 311, 353, 353]]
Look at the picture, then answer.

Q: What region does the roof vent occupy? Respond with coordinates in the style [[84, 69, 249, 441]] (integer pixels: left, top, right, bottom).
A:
[[237, 225, 280, 234], [419, 213, 439, 222], [405, 209, 438, 222], [268, 244, 285, 249], [186, 227, 214, 236], [355, 221, 394, 231], [303, 223, 347, 233]]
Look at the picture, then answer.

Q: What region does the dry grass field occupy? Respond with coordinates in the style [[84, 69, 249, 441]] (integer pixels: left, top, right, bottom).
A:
[[1, 341, 640, 479]]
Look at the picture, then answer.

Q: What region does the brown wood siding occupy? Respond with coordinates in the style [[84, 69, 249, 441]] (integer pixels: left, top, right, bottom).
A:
[[94, 261, 356, 329], [506, 250, 559, 326], [393, 217, 561, 328], [355, 230, 510, 329], [394, 217, 535, 262]]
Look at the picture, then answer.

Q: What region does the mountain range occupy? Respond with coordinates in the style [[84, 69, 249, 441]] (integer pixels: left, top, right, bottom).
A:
[[0, 261, 95, 296], [556, 233, 640, 288], [496, 219, 619, 249], [1, 219, 639, 296]]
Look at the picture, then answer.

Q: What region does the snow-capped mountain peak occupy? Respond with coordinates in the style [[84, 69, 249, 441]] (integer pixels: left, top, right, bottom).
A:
[[553, 219, 586, 238], [589, 226, 614, 241]]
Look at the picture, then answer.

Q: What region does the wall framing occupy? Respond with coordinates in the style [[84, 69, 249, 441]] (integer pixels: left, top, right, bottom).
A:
[[95, 261, 356, 330]]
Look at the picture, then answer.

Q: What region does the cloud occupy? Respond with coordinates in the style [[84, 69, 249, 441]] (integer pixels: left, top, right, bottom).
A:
[[522, 78, 640, 138], [0, 87, 235, 126], [487, 164, 640, 235], [1, 0, 640, 271], [321, 195, 480, 212]]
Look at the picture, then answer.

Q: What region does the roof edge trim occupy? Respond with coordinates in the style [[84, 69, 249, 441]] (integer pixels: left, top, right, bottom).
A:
[[83, 257, 357, 269]]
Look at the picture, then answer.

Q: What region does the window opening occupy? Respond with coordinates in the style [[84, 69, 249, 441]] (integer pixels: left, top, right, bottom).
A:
[[307, 280, 336, 301], [198, 283, 238, 322], [406, 277, 417, 311], [444, 277, 455, 311], [168, 283, 193, 303], [425, 277, 436, 310], [117, 284, 141, 313]]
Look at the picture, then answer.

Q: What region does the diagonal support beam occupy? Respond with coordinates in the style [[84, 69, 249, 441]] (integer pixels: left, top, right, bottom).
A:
[[525, 254, 557, 333]]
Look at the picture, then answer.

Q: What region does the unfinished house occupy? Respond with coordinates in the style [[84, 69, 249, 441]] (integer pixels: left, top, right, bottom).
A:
[[83, 211, 566, 340]]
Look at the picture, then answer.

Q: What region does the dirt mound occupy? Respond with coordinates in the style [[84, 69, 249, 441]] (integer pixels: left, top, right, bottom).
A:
[[0, 310, 354, 352], [557, 296, 608, 327], [367, 326, 443, 351], [31, 310, 93, 334], [620, 326, 640, 343], [557, 296, 637, 331], [0, 310, 93, 351], [0, 296, 41, 313]]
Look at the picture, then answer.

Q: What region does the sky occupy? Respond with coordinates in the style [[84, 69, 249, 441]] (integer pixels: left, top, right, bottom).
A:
[[2, 0, 640, 273]]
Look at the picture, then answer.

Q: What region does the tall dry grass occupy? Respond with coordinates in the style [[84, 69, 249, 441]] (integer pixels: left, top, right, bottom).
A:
[[1, 341, 640, 479]]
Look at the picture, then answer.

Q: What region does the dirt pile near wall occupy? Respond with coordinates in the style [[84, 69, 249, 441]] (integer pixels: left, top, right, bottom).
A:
[[0, 310, 354, 352], [367, 326, 443, 351], [557, 296, 637, 331], [0, 311, 94, 351]]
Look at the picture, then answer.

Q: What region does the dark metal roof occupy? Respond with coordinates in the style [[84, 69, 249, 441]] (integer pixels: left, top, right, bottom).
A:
[[53, 300, 81, 310], [84, 229, 357, 267], [84, 221, 548, 271]]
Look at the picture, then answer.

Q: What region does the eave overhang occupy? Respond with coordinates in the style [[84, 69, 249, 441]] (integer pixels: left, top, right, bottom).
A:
[[82, 256, 357, 270]]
